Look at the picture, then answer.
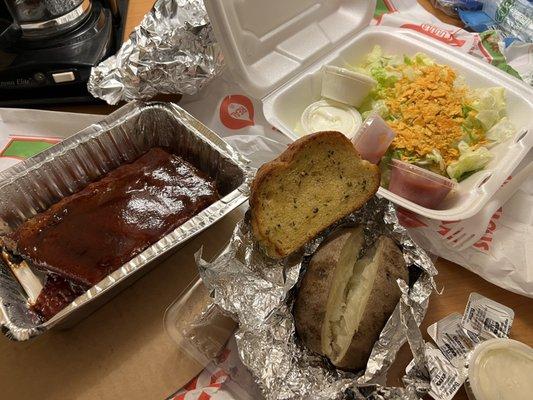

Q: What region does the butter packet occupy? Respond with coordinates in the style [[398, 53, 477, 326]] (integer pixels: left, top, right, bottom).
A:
[[406, 343, 465, 400], [419, 293, 515, 400], [427, 313, 474, 369], [460, 293, 514, 342]]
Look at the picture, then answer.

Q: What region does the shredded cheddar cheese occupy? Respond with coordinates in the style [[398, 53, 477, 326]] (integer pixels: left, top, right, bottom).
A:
[[384, 64, 472, 165]]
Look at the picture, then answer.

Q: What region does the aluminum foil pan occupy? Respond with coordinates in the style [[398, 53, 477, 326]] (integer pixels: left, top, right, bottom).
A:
[[88, 0, 224, 105], [0, 101, 252, 341], [197, 197, 437, 399]]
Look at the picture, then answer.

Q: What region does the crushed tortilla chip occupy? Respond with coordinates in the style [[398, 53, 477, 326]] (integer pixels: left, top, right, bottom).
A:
[[385, 64, 468, 165]]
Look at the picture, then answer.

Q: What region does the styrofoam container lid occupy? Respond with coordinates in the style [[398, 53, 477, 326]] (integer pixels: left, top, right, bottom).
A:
[[205, 0, 376, 99]]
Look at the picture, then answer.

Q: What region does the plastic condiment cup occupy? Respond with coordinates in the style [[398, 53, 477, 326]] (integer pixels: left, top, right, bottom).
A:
[[321, 65, 376, 108], [466, 338, 533, 400], [352, 114, 396, 164], [388, 159, 456, 209]]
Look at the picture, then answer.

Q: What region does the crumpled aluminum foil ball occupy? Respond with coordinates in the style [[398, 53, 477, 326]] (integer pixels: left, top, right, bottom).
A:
[[88, 0, 224, 105]]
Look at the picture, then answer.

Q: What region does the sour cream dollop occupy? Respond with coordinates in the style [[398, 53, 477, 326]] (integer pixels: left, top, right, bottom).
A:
[[300, 100, 362, 139]]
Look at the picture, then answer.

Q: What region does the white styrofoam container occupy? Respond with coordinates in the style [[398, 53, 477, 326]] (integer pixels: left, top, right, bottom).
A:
[[205, 0, 533, 221]]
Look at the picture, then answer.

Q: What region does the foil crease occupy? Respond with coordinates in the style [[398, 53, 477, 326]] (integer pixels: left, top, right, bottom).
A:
[[198, 197, 437, 399], [88, 0, 224, 105], [0, 101, 251, 341]]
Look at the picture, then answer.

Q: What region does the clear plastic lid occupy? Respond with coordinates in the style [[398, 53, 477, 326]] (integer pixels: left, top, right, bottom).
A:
[[164, 278, 262, 399], [353, 113, 396, 164], [389, 159, 456, 209], [164, 277, 236, 367]]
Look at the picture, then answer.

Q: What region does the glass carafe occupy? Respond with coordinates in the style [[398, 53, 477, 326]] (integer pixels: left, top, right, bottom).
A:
[[4, 0, 90, 37]]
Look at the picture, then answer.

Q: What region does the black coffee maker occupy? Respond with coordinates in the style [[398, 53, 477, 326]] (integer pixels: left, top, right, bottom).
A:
[[0, 0, 127, 106]]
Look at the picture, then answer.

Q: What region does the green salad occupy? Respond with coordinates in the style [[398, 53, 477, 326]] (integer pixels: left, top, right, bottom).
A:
[[349, 46, 516, 181]]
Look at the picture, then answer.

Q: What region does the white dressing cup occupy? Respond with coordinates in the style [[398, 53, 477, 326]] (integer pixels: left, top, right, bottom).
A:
[[321, 65, 376, 107]]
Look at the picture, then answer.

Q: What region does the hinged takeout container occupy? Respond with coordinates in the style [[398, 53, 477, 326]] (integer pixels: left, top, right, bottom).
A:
[[205, 0, 533, 220], [0, 102, 251, 341]]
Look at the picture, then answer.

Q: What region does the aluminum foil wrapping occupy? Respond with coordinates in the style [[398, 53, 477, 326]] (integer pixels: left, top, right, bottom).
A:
[[88, 0, 224, 105], [197, 197, 437, 399], [0, 101, 251, 341]]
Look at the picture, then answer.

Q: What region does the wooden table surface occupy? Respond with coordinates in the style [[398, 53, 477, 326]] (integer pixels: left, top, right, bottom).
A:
[[1, 1, 531, 400]]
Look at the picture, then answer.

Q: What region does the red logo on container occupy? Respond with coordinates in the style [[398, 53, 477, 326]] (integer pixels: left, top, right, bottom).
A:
[[220, 95, 255, 130], [401, 23, 466, 47]]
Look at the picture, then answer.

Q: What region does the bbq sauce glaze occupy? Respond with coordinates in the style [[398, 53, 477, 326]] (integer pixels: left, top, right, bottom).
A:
[[32, 274, 85, 320], [12, 148, 219, 308]]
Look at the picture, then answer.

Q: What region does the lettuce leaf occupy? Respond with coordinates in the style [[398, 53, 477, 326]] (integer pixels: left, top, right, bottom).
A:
[[370, 67, 401, 87], [361, 99, 389, 119], [470, 87, 507, 130], [365, 45, 384, 65], [356, 45, 403, 87], [475, 110, 500, 131], [414, 52, 435, 66], [446, 141, 493, 181], [467, 86, 515, 143], [486, 117, 516, 143], [426, 149, 446, 172]]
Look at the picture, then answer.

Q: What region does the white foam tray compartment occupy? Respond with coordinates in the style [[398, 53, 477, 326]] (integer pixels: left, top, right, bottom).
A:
[[262, 26, 533, 221]]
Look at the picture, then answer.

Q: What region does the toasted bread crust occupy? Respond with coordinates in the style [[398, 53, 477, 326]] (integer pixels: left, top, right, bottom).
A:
[[250, 131, 380, 259]]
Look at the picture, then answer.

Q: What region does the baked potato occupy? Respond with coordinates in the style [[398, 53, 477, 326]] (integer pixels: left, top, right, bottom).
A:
[[294, 227, 407, 371]]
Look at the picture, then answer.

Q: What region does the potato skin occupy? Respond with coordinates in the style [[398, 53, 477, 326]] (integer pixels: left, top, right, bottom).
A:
[[333, 236, 408, 371], [293, 228, 360, 355]]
